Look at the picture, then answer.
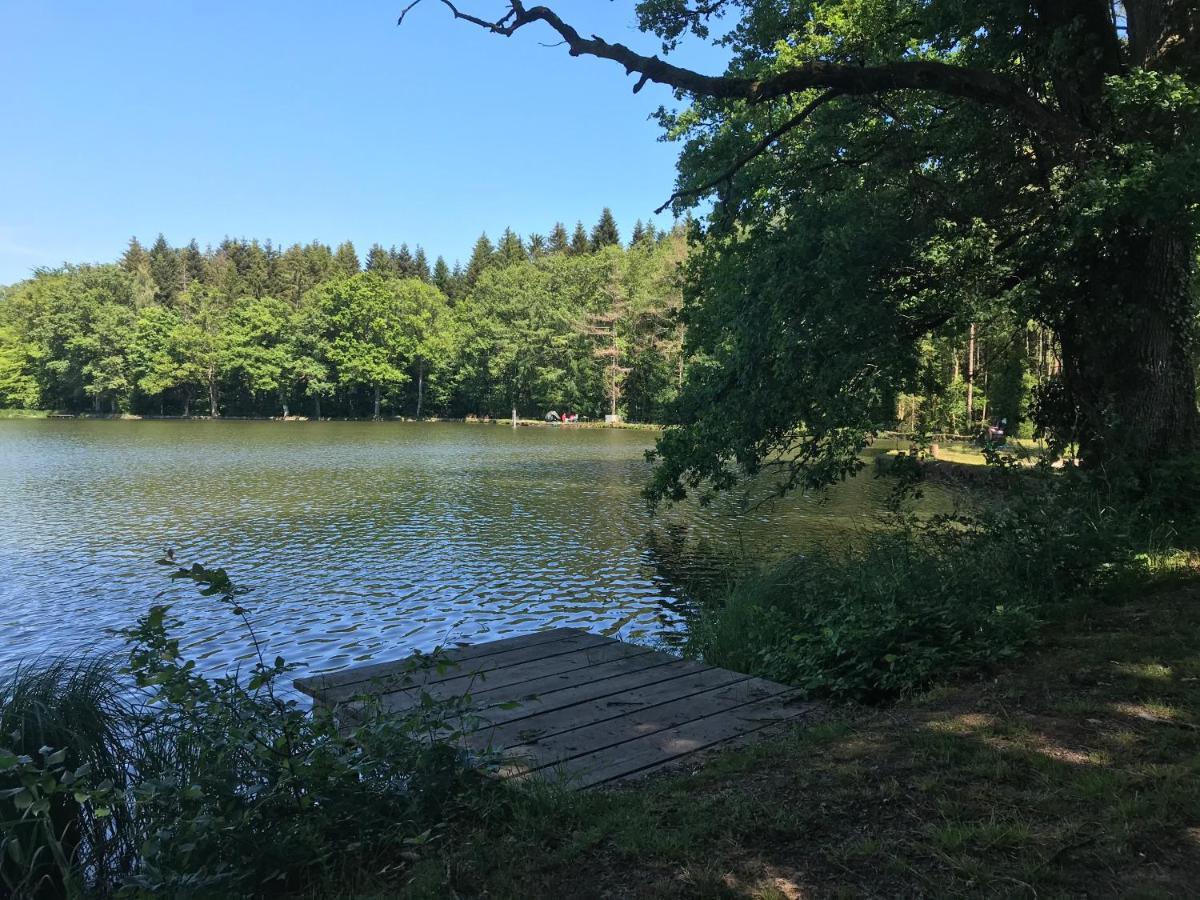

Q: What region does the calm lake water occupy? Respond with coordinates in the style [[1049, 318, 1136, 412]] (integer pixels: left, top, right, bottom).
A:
[[0, 420, 917, 677]]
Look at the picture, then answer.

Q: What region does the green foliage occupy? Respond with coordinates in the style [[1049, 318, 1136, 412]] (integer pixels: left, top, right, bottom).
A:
[[0, 561, 494, 896], [630, 0, 1200, 501], [687, 465, 1164, 701], [0, 221, 689, 421], [0, 324, 39, 409], [589, 207, 621, 251], [569, 221, 589, 256]]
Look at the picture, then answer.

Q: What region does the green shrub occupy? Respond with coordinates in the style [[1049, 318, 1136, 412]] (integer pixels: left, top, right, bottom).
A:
[[686, 536, 1045, 702], [686, 464, 1158, 701], [1, 561, 495, 897]]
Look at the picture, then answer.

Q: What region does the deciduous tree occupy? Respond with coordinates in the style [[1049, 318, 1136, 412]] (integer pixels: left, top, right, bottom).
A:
[[416, 0, 1200, 495]]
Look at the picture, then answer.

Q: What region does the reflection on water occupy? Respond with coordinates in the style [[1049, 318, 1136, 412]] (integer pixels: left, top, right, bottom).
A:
[[0, 421, 933, 677]]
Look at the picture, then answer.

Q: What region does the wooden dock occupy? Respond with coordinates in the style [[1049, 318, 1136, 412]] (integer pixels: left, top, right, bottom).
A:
[[295, 627, 821, 789]]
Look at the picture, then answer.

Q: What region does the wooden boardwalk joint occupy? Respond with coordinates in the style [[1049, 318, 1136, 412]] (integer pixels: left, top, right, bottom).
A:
[[295, 627, 822, 789]]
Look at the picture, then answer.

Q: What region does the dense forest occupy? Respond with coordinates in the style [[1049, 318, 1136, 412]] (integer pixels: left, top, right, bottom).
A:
[[0, 211, 691, 422], [0, 208, 1050, 432]]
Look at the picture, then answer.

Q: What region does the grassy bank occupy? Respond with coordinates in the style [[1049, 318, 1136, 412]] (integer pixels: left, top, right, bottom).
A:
[[0, 408, 50, 419], [401, 574, 1200, 898]]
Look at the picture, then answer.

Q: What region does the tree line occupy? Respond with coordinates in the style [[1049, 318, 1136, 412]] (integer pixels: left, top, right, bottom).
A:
[[0, 210, 690, 422]]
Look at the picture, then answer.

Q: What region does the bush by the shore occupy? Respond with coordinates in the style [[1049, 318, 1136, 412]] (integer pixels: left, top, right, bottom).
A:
[[686, 458, 1189, 701], [0, 564, 495, 897]]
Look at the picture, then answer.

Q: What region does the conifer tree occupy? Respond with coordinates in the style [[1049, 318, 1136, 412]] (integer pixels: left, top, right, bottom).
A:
[[280, 243, 328, 304], [630, 220, 646, 247], [179, 239, 206, 287], [149, 234, 183, 304], [526, 233, 547, 260], [548, 222, 570, 254], [303, 241, 335, 285], [365, 244, 391, 274], [262, 239, 284, 297], [393, 243, 415, 278], [121, 237, 149, 274], [496, 228, 527, 267], [334, 241, 361, 276], [464, 233, 496, 287], [590, 207, 621, 251], [242, 240, 272, 298], [413, 246, 431, 282], [432, 255, 452, 295], [569, 221, 589, 256]]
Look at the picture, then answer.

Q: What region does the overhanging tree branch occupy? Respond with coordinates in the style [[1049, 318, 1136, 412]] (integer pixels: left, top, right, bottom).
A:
[[654, 89, 841, 214], [401, 1, 1082, 144]]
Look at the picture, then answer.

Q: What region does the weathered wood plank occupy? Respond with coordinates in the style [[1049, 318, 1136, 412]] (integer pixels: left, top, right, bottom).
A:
[[360, 640, 659, 712], [297, 629, 821, 787], [464, 657, 712, 728], [553, 691, 822, 788], [468, 667, 750, 751], [500, 676, 793, 772], [302, 630, 613, 703], [294, 627, 586, 696]]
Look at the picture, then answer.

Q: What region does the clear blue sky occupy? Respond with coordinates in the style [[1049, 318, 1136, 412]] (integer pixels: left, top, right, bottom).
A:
[[0, 1, 727, 284]]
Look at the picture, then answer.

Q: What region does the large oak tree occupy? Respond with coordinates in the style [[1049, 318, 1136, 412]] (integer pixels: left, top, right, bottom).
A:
[[411, 1, 1199, 499]]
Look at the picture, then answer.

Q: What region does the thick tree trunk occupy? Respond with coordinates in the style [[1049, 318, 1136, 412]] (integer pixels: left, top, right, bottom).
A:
[[280, 388, 289, 419], [313, 394, 321, 421], [373, 385, 381, 420], [1057, 223, 1198, 466]]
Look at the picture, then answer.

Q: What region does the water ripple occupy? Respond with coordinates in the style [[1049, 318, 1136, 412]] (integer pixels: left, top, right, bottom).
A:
[[0, 420, 921, 679]]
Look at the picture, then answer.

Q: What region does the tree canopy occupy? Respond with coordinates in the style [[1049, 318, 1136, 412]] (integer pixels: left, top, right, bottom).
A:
[[416, 1, 1200, 501], [0, 215, 691, 423]]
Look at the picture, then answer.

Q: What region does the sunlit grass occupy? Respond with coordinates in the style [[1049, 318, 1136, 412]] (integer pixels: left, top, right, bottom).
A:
[[0, 408, 50, 419]]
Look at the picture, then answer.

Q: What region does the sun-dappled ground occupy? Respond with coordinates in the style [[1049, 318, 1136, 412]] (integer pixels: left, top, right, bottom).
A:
[[397, 577, 1200, 898], [927, 438, 1049, 467]]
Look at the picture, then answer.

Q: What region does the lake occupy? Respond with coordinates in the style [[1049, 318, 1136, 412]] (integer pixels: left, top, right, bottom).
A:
[[0, 420, 918, 677]]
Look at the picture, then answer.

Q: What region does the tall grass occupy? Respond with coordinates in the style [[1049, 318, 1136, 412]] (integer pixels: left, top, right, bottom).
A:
[[0, 656, 139, 896]]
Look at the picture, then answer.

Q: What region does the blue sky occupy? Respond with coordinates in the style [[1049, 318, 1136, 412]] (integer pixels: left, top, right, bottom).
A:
[[0, 1, 728, 284]]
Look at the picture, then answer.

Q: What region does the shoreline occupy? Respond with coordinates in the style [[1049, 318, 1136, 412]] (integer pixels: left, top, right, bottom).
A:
[[0, 409, 663, 430]]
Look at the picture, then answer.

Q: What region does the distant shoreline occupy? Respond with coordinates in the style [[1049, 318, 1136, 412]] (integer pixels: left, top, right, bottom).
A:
[[0, 409, 663, 430]]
